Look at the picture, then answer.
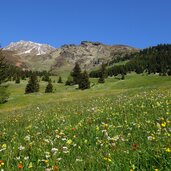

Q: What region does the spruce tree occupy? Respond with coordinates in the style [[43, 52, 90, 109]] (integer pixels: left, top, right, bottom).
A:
[[71, 62, 81, 84], [58, 76, 63, 83], [121, 74, 125, 80], [42, 74, 50, 82], [98, 63, 107, 83], [45, 80, 53, 93], [65, 75, 73, 85], [98, 75, 105, 83], [25, 74, 39, 94], [0, 48, 9, 103], [0, 49, 8, 84], [79, 71, 90, 90], [15, 75, 20, 84]]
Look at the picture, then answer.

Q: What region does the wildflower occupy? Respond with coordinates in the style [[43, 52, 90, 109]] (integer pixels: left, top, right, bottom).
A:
[[45, 160, 49, 165], [161, 117, 164, 121], [44, 139, 50, 143], [18, 163, 23, 169], [155, 169, 159, 171], [62, 146, 69, 153], [103, 157, 111, 162], [51, 148, 58, 154], [166, 148, 171, 153], [16, 156, 20, 160], [24, 135, 31, 141], [161, 122, 166, 127], [57, 158, 62, 161], [0, 160, 5, 167], [24, 156, 29, 160], [132, 144, 138, 150], [45, 168, 52, 171], [53, 165, 59, 170], [103, 123, 109, 129], [18, 145, 25, 151], [66, 139, 72, 145], [148, 135, 155, 141], [45, 152, 51, 159], [62, 138, 66, 141], [28, 162, 33, 168], [76, 158, 83, 162], [72, 127, 76, 131], [1, 144, 6, 149]]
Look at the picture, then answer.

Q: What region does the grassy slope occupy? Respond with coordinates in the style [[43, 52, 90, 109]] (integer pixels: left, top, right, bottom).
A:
[[0, 74, 171, 170], [0, 74, 170, 112]]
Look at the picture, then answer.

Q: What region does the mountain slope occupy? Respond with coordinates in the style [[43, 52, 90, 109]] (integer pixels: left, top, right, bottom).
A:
[[3, 41, 56, 70], [51, 41, 139, 73], [3, 40, 139, 72]]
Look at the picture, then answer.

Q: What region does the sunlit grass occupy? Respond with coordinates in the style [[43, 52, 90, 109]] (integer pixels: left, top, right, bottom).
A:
[[0, 74, 171, 170]]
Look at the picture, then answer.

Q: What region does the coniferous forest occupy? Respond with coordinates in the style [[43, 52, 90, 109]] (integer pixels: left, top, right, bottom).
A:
[[90, 44, 171, 78]]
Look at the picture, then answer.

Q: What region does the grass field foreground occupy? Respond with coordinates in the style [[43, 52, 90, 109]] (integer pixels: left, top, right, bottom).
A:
[[0, 74, 171, 170]]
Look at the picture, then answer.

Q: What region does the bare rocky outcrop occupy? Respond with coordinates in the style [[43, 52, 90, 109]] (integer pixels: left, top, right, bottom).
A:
[[3, 40, 139, 72]]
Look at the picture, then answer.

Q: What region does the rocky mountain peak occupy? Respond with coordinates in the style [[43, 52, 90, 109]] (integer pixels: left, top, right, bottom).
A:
[[4, 40, 55, 56]]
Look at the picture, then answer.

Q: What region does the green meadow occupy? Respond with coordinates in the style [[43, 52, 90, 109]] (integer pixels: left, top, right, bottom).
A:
[[0, 74, 171, 170]]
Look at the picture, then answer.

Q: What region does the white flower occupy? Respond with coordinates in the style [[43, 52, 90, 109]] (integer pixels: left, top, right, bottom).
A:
[[62, 146, 69, 153], [24, 135, 31, 141], [45, 152, 51, 158], [62, 146, 68, 150], [57, 158, 62, 161], [45, 168, 52, 171], [44, 139, 50, 143], [62, 138, 66, 141], [16, 156, 20, 160], [24, 156, 29, 160], [51, 148, 58, 154], [147, 136, 153, 141], [18, 145, 25, 151], [56, 135, 60, 138], [76, 158, 83, 162]]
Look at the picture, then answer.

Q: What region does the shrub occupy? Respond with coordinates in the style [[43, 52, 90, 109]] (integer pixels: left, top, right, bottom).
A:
[[0, 86, 9, 104], [45, 80, 53, 93]]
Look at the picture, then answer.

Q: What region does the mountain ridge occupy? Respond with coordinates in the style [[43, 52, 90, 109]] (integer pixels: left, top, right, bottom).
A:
[[2, 40, 139, 72]]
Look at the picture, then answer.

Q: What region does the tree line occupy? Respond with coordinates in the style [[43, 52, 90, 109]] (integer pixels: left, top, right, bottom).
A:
[[90, 44, 171, 78]]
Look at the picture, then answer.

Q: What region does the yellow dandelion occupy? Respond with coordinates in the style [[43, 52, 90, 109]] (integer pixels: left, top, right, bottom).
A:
[[28, 162, 33, 168], [103, 157, 111, 162], [66, 139, 72, 145], [0, 160, 5, 167], [45, 160, 49, 164], [2, 144, 7, 149], [166, 148, 171, 153], [161, 122, 166, 127]]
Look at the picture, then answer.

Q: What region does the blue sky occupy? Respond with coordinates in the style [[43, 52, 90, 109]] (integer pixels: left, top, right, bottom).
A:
[[1, 0, 171, 48]]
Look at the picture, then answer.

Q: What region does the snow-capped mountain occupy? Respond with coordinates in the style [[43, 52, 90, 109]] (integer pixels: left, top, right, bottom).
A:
[[4, 40, 55, 55]]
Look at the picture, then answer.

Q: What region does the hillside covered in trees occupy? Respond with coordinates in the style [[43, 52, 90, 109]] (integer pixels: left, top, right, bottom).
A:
[[90, 44, 171, 78]]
